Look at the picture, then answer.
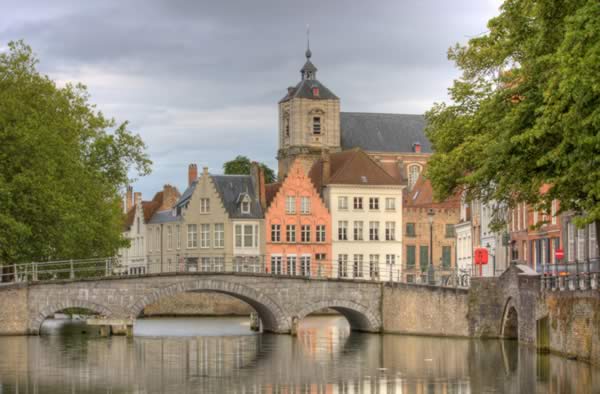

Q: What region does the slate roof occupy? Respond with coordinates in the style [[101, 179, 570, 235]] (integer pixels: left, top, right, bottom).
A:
[[148, 209, 181, 224], [211, 175, 264, 219], [176, 175, 263, 219], [265, 182, 282, 208], [309, 148, 401, 190], [279, 79, 338, 103], [340, 112, 431, 153]]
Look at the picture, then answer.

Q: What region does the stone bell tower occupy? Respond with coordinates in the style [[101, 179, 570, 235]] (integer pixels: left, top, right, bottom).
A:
[[276, 41, 341, 179]]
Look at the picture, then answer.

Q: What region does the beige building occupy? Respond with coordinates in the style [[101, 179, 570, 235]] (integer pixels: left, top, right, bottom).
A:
[[402, 176, 460, 283], [146, 164, 266, 273]]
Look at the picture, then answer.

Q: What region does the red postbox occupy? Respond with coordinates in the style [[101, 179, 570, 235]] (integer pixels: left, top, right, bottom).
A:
[[474, 247, 489, 276]]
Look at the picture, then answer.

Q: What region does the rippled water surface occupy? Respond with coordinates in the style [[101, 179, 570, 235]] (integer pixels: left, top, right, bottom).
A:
[[0, 316, 598, 393]]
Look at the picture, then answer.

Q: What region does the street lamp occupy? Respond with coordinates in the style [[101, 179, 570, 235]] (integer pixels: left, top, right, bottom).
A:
[[486, 242, 496, 276], [427, 208, 435, 285]]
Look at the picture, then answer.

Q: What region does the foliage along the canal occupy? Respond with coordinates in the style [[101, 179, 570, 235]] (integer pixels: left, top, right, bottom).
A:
[[425, 0, 600, 230], [223, 155, 277, 183], [0, 41, 152, 264]]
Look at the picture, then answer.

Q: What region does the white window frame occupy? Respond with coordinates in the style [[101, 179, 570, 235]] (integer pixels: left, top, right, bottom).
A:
[[316, 224, 326, 243], [338, 196, 348, 210], [369, 197, 379, 210], [300, 254, 311, 277], [286, 224, 296, 243], [338, 254, 348, 278], [176, 224, 181, 249], [167, 226, 172, 250], [369, 221, 379, 241], [214, 223, 224, 248], [301, 224, 311, 243], [338, 221, 348, 241], [286, 255, 297, 276], [200, 224, 210, 248], [300, 196, 311, 214], [187, 224, 197, 249], [200, 198, 210, 214], [385, 222, 396, 241], [286, 196, 296, 214], [353, 254, 363, 278], [271, 255, 283, 275], [241, 196, 251, 214], [271, 224, 281, 243], [353, 221, 364, 241], [353, 197, 363, 210], [385, 198, 395, 211]]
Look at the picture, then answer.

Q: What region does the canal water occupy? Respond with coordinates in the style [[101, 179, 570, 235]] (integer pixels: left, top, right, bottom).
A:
[[0, 316, 598, 393]]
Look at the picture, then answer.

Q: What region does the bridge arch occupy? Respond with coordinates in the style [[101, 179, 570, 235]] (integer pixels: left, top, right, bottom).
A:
[[30, 299, 114, 335], [128, 278, 291, 333], [295, 300, 381, 332], [501, 297, 519, 340]]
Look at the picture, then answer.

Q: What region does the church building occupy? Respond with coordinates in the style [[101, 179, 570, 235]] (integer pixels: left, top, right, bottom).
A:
[[276, 45, 431, 190]]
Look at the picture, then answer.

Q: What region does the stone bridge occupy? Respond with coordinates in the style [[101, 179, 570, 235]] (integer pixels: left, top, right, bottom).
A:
[[0, 273, 382, 335]]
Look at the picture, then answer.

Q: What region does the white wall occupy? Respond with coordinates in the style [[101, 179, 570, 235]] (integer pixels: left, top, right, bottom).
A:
[[119, 204, 147, 273], [326, 184, 404, 282]]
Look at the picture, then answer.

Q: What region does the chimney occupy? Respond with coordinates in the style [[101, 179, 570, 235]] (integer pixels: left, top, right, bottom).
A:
[[126, 186, 133, 212], [250, 161, 260, 198], [258, 166, 266, 210], [321, 150, 331, 185], [188, 164, 198, 186], [134, 192, 142, 206], [413, 142, 422, 153], [161, 184, 179, 210]]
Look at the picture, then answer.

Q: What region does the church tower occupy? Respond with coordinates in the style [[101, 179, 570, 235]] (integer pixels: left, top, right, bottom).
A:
[[277, 42, 341, 179]]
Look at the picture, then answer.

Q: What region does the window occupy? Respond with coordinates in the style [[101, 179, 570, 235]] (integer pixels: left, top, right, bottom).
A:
[[369, 254, 379, 280], [201, 257, 211, 272], [442, 246, 451, 268], [176, 224, 181, 249], [353, 197, 363, 210], [286, 255, 297, 276], [187, 224, 197, 248], [300, 255, 311, 276], [312, 116, 321, 134], [589, 223, 598, 259], [445, 224, 455, 238], [353, 221, 364, 241], [385, 222, 395, 241], [241, 197, 250, 214], [316, 225, 326, 242], [301, 225, 311, 243], [286, 196, 296, 214], [420, 245, 429, 271], [284, 117, 290, 137], [214, 223, 224, 248], [315, 253, 326, 277], [577, 228, 585, 261], [385, 198, 395, 211], [369, 222, 379, 241], [200, 224, 210, 248], [386, 254, 396, 265], [271, 224, 281, 242], [235, 224, 258, 248], [300, 197, 311, 214], [338, 254, 348, 278], [214, 256, 224, 272], [551, 200, 558, 225], [353, 254, 363, 278], [167, 226, 172, 250], [338, 221, 348, 241], [271, 255, 282, 275], [406, 223, 416, 237], [338, 196, 348, 210], [286, 224, 296, 243], [200, 198, 210, 213], [408, 165, 420, 190], [155, 227, 160, 251], [136, 217, 140, 234], [369, 197, 379, 210]]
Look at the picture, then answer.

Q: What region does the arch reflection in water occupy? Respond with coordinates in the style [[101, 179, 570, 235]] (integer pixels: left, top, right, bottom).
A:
[[0, 316, 599, 393]]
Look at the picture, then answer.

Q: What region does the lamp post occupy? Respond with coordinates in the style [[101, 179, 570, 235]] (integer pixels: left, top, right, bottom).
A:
[[486, 242, 496, 277], [428, 208, 435, 285]]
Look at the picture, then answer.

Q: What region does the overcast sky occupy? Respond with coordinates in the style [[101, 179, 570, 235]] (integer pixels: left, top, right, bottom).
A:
[[1, 0, 501, 198]]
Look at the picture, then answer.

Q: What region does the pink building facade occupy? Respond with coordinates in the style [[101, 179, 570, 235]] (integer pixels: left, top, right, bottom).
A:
[[265, 160, 332, 277]]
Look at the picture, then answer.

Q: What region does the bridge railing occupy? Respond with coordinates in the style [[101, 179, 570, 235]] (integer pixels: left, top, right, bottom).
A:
[[539, 257, 600, 291], [0, 256, 470, 288]]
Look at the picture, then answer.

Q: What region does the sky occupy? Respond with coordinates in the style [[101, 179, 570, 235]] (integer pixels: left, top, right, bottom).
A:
[[1, 0, 502, 198]]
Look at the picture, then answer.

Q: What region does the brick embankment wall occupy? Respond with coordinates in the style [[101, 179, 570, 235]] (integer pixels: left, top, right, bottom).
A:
[[142, 292, 254, 316], [0, 284, 29, 335], [382, 284, 470, 337], [543, 290, 600, 366]]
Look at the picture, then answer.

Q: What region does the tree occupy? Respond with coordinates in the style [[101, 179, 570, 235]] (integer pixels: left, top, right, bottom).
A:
[[223, 155, 276, 183], [425, 0, 600, 246], [0, 41, 152, 264]]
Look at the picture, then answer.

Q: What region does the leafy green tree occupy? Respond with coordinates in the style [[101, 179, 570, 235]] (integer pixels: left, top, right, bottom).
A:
[[0, 41, 152, 264], [425, 0, 600, 246], [223, 155, 276, 183]]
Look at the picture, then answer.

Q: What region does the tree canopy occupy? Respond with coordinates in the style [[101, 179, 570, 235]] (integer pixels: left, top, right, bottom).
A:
[[0, 41, 151, 264], [425, 0, 600, 230], [223, 155, 276, 183]]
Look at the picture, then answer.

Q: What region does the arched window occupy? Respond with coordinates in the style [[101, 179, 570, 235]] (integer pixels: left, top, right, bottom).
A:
[[408, 165, 420, 190]]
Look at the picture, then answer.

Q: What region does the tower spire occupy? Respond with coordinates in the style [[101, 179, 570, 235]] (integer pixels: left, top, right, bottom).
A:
[[305, 24, 312, 59], [301, 25, 317, 80]]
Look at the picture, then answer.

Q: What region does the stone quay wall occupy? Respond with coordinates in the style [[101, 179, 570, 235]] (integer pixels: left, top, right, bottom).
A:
[[0, 284, 29, 335], [382, 283, 470, 337]]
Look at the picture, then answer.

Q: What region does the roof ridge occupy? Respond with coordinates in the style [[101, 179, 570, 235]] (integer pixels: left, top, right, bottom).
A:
[[341, 111, 424, 117]]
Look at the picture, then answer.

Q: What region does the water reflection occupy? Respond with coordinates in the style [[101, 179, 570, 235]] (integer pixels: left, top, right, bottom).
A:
[[0, 316, 598, 393]]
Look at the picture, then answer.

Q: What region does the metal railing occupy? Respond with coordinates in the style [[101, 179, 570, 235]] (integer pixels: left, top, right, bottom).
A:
[[0, 256, 471, 288], [539, 258, 600, 291]]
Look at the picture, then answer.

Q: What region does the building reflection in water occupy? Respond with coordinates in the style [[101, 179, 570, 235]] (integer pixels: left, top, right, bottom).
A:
[[0, 316, 598, 393]]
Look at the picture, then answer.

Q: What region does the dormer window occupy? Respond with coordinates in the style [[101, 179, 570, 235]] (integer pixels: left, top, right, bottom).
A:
[[312, 87, 319, 97], [241, 195, 251, 214], [312, 116, 321, 135]]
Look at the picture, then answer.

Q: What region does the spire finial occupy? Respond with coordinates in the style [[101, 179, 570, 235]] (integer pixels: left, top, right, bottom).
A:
[[305, 24, 312, 59]]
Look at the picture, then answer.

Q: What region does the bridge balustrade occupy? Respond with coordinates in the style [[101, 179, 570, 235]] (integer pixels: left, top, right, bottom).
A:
[[539, 258, 600, 291]]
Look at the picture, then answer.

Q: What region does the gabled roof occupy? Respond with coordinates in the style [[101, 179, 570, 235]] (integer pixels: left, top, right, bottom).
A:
[[279, 79, 338, 103], [309, 148, 401, 190], [265, 182, 282, 208], [123, 191, 168, 231], [340, 112, 431, 153], [404, 175, 460, 209], [211, 175, 264, 219], [148, 209, 180, 224]]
